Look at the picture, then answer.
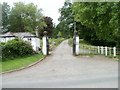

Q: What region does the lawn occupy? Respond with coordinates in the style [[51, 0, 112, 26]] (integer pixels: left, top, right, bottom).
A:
[[0, 54, 45, 72], [0, 38, 65, 73]]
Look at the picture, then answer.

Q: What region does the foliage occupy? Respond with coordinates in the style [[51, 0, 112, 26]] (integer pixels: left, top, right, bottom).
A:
[[117, 29, 120, 48], [38, 16, 54, 38], [5, 2, 45, 34], [57, 31, 62, 38], [55, 0, 74, 38], [68, 38, 73, 46], [2, 38, 35, 61], [0, 54, 45, 72], [1, 2, 10, 33], [72, 2, 119, 47], [0, 42, 5, 46]]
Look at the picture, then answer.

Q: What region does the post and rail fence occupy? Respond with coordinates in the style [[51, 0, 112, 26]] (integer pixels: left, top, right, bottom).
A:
[[97, 46, 120, 57], [80, 44, 120, 57]]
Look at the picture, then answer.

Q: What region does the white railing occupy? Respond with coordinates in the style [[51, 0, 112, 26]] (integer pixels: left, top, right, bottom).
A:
[[97, 46, 120, 57], [80, 44, 120, 57]]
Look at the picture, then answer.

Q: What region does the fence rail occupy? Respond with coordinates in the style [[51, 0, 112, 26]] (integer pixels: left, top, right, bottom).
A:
[[80, 44, 120, 57]]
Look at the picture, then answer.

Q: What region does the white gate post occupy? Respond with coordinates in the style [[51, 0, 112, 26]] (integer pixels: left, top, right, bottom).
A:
[[73, 30, 79, 55], [113, 47, 116, 56], [42, 36, 47, 55], [42, 31, 48, 55], [105, 46, 108, 56]]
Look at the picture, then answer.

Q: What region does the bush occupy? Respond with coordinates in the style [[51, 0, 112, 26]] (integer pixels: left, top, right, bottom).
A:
[[2, 38, 35, 61], [0, 42, 5, 46]]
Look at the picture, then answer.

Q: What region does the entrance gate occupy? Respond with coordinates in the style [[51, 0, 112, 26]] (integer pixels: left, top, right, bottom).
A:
[[42, 31, 49, 55], [73, 31, 79, 55]]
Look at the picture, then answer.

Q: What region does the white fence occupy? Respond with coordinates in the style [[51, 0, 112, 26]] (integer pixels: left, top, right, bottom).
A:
[[97, 46, 120, 57], [80, 44, 120, 57]]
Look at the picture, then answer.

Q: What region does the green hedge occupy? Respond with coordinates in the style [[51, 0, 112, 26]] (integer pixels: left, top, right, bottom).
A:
[[1, 38, 35, 61]]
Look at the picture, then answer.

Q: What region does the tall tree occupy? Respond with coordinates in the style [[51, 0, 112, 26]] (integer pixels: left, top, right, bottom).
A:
[[1, 2, 10, 33], [72, 2, 119, 46], [56, 0, 74, 38], [8, 2, 45, 34], [0, 3, 2, 34], [39, 16, 54, 38]]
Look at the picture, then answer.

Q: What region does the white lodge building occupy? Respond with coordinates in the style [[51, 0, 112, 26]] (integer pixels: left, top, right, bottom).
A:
[[0, 32, 40, 52]]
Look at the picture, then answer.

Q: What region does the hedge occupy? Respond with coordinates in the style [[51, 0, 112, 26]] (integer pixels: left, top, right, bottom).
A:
[[1, 38, 35, 61]]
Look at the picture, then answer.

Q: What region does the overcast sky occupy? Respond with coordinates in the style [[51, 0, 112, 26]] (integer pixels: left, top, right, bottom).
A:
[[0, 0, 66, 25]]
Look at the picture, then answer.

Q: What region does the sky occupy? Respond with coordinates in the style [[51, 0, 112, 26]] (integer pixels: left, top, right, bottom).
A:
[[0, 0, 66, 25]]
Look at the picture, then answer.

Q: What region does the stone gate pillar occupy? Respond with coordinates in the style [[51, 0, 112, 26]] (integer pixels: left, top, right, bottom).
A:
[[73, 31, 79, 55], [42, 31, 49, 55]]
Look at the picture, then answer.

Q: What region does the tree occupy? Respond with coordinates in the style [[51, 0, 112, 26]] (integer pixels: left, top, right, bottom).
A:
[[56, 0, 74, 38], [0, 3, 2, 33], [1, 2, 10, 33], [38, 16, 54, 38], [72, 2, 119, 46], [8, 2, 45, 34]]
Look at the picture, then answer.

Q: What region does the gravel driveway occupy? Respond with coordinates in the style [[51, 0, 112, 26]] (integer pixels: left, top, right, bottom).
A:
[[2, 40, 118, 88]]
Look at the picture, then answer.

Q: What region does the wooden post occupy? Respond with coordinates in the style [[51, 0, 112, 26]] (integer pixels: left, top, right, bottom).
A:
[[105, 46, 108, 56], [113, 47, 116, 56], [98, 46, 100, 54], [101, 46, 104, 54], [109, 48, 111, 55]]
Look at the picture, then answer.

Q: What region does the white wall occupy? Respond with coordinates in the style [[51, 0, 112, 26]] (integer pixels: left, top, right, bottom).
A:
[[33, 38, 40, 51], [23, 37, 40, 51], [0, 38, 5, 42], [23, 38, 28, 42], [6, 37, 15, 42], [0, 37, 15, 43], [0, 37, 40, 52]]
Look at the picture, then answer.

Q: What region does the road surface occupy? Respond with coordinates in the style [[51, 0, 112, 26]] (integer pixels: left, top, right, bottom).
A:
[[2, 40, 118, 88]]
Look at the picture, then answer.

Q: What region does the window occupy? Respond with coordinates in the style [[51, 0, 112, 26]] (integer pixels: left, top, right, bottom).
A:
[[28, 38, 31, 42]]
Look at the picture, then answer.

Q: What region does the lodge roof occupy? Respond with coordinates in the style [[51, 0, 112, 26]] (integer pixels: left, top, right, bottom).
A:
[[0, 32, 36, 38], [13, 32, 36, 38], [0, 32, 15, 37]]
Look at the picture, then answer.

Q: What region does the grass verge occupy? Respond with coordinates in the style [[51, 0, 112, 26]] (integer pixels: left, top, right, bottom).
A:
[[0, 54, 45, 72], [76, 53, 98, 58], [77, 53, 98, 56], [68, 38, 72, 46]]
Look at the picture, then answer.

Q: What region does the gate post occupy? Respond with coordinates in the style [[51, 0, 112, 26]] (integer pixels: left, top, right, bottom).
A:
[[42, 31, 49, 55], [73, 31, 79, 55]]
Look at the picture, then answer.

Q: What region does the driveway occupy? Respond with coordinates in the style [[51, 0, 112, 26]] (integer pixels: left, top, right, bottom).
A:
[[2, 40, 118, 88]]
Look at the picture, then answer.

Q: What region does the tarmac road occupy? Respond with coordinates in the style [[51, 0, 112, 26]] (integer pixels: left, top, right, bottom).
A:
[[2, 40, 118, 88]]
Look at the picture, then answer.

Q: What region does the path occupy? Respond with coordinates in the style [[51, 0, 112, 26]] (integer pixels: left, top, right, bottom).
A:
[[2, 40, 118, 88]]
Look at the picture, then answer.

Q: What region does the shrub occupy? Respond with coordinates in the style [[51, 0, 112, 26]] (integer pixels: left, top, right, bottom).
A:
[[0, 42, 5, 46], [2, 38, 35, 61], [57, 32, 62, 38]]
